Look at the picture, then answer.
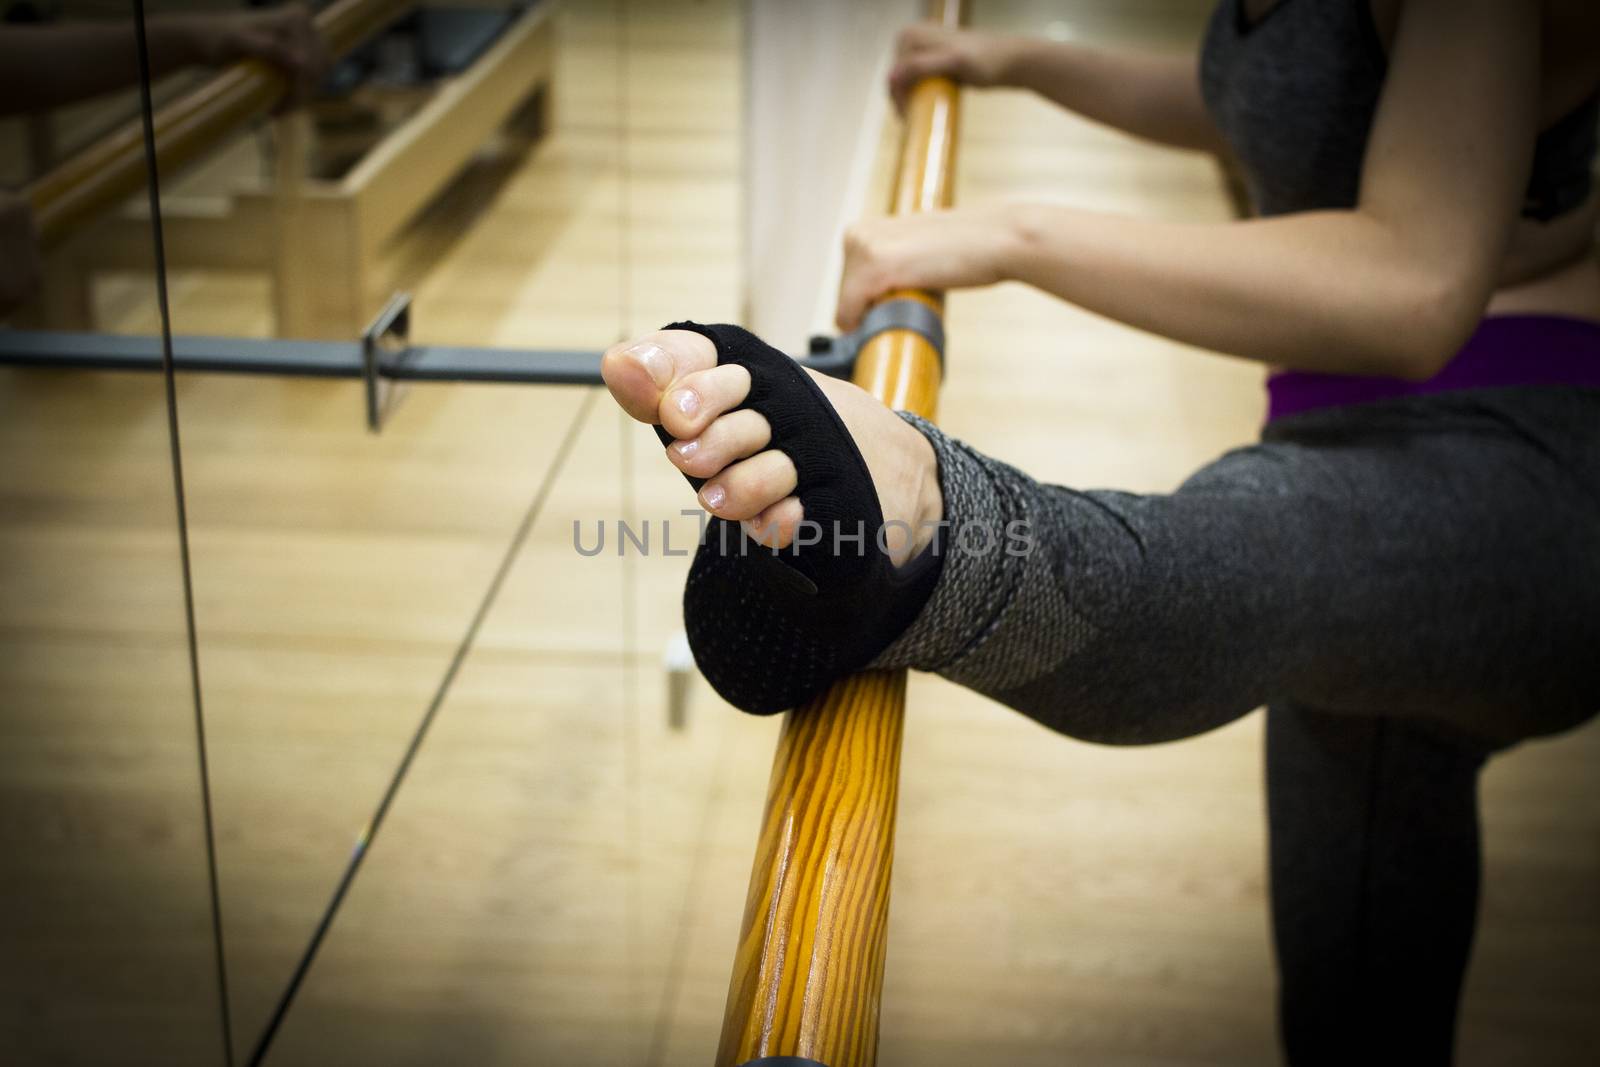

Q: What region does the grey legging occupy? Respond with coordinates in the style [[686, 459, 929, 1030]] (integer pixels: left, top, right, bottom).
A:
[[871, 386, 1600, 1063]]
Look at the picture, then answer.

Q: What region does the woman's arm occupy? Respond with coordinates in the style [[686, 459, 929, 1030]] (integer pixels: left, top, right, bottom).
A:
[[0, 20, 207, 112], [890, 24, 1227, 154], [851, 0, 1538, 379], [0, 6, 322, 117]]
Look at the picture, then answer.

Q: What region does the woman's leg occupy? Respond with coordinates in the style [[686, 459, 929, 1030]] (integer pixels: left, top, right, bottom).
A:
[[601, 325, 1600, 742], [873, 389, 1600, 747], [1265, 703, 1490, 1066]]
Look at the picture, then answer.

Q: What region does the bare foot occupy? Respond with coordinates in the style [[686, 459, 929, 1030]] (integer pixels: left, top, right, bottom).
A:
[[600, 329, 943, 565]]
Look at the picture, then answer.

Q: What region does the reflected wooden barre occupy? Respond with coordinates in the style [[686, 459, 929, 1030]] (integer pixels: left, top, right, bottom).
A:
[[714, 3, 963, 1066], [25, 0, 411, 246]]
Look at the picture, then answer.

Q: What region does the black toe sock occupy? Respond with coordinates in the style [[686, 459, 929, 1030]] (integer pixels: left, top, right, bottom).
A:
[[653, 322, 944, 714]]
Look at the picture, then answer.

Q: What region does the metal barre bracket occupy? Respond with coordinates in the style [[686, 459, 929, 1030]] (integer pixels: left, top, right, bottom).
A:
[[362, 291, 414, 432], [798, 297, 946, 380]]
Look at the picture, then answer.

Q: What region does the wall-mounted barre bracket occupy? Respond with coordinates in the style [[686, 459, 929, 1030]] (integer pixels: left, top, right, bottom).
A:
[[799, 296, 946, 380], [362, 291, 414, 432]]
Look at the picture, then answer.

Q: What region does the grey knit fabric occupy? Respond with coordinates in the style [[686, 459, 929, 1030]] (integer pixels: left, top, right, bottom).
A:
[[869, 413, 1103, 692], [868, 387, 1600, 1066], [872, 388, 1600, 749]]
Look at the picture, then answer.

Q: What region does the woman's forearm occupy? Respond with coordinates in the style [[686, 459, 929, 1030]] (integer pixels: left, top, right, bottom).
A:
[[1002, 203, 1484, 378], [999, 39, 1228, 155], [0, 18, 223, 115]]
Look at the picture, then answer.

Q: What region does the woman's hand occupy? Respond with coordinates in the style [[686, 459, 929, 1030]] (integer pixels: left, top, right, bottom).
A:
[[835, 206, 1019, 331], [887, 24, 1023, 113], [185, 5, 327, 106]]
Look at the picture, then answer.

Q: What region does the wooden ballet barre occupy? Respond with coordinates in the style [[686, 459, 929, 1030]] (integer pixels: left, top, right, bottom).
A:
[[713, 3, 963, 1066], [24, 0, 412, 246]]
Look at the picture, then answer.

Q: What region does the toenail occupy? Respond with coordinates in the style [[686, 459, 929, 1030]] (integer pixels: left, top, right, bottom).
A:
[[674, 389, 700, 417], [627, 341, 673, 388], [701, 484, 725, 510], [674, 438, 699, 459]]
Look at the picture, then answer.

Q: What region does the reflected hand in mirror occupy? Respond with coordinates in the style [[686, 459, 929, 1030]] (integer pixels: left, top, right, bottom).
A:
[[188, 3, 329, 108]]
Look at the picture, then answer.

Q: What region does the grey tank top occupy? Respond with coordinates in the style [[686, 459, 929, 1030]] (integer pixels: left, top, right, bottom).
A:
[[1199, 0, 1600, 220]]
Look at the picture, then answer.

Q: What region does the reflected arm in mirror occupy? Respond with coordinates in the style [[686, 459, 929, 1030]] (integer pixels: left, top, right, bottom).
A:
[[0, 4, 326, 117]]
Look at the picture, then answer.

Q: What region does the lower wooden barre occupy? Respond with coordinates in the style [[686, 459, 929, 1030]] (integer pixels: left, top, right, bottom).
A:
[[715, 670, 906, 1067]]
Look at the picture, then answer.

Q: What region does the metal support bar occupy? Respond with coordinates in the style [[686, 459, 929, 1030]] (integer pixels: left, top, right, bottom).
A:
[[0, 329, 607, 384], [0, 319, 914, 430]]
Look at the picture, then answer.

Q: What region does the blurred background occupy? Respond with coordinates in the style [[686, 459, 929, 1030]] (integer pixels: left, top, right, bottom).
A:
[[0, 1, 1595, 1064]]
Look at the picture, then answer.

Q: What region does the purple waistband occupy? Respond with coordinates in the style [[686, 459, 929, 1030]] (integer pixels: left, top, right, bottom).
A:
[[1266, 314, 1600, 421]]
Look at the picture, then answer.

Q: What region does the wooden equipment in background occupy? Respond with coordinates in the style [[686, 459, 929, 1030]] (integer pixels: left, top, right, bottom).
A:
[[265, 1, 553, 337], [713, 2, 963, 1064], [22, 0, 555, 339]]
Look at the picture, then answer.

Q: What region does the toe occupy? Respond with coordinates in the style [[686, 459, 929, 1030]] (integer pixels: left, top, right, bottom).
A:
[[742, 495, 805, 549], [668, 409, 771, 479], [660, 363, 752, 440], [601, 329, 717, 425], [699, 448, 797, 522]]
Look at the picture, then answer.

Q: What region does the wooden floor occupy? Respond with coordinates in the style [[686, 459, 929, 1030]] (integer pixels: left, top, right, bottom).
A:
[[2, 2, 1596, 1065]]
